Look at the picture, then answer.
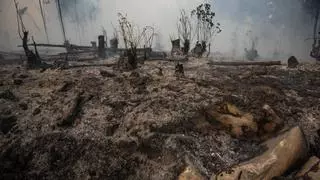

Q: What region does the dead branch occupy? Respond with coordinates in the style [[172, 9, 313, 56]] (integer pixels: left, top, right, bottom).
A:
[[117, 13, 155, 69], [32, 36, 40, 59], [209, 61, 281, 66], [14, 0, 45, 69]]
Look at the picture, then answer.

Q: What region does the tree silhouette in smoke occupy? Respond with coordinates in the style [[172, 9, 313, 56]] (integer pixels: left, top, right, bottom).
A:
[[191, 3, 222, 57], [302, 0, 320, 60]]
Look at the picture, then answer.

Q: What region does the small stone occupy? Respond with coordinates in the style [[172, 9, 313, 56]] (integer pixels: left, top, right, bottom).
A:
[[19, 103, 28, 110], [31, 93, 41, 98], [0, 116, 17, 134], [100, 70, 116, 77], [1, 108, 12, 116], [17, 74, 28, 79], [40, 68, 46, 73], [288, 56, 299, 68], [130, 71, 140, 78], [58, 81, 73, 92], [0, 90, 18, 101], [33, 107, 41, 116], [13, 79, 23, 85]]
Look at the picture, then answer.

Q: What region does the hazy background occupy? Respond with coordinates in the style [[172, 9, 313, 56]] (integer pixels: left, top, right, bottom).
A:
[[0, 0, 316, 60]]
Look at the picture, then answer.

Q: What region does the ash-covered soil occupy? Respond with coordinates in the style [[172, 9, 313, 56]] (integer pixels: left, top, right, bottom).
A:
[[0, 58, 319, 179]]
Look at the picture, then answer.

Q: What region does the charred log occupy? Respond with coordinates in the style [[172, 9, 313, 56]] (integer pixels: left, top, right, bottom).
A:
[[209, 61, 281, 66]]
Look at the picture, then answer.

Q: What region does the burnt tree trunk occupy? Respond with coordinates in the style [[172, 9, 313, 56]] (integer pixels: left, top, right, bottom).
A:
[[313, 9, 319, 48], [201, 41, 207, 55], [206, 43, 211, 57], [144, 45, 147, 60], [98, 35, 106, 58], [23, 31, 41, 68]]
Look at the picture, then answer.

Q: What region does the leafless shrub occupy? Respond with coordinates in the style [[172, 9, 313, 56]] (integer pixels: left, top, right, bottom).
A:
[[117, 13, 154, 69]]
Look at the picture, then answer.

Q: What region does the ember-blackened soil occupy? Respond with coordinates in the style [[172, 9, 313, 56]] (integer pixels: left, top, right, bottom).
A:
[[0, 58, 319, 179]]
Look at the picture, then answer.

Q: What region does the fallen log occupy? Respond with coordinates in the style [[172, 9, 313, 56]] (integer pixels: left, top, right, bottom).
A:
[[148, 57, 188, 62], [18, 44, 151, 53], [208, 61, 281, 66], [18, 43, 93, 49], [214, 126, 308, 180]]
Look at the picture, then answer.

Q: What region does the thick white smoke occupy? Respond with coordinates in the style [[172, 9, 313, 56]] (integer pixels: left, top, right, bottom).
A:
[[0, 0, 315, 60]]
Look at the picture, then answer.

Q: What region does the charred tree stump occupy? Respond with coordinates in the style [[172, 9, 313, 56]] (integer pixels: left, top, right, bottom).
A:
[[175, 63, 184, 76], [144, 45, 147, 60], [193, 42, 203, 58], [288, 56, 299, 68], [182, 39, 190, 55], [201, 41, 207, 55], [91, 41, 97, 49], [158, 67, 163, 76], [127, 47, 138, 69], [98, 35, 106, 59], [110, 38, 119, 52], [206, 43, 211, 57], [171, 39, 181, 56]]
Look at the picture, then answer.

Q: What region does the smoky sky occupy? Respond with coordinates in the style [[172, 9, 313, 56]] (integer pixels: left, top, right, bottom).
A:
[[58, 0, 100, 23], [0, 0, 318, 60]]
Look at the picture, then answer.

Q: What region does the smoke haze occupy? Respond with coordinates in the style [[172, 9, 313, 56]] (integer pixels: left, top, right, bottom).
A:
[[0, 0, 316, 60]]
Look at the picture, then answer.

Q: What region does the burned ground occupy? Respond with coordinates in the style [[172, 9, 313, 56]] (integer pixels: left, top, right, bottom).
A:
[[0, 58, 319, 179]]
